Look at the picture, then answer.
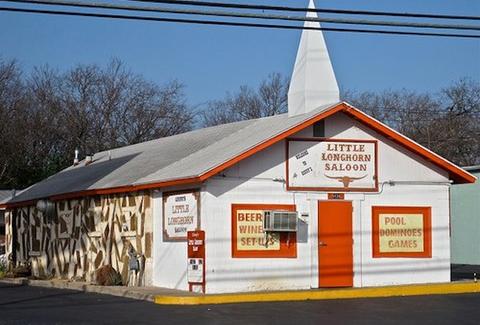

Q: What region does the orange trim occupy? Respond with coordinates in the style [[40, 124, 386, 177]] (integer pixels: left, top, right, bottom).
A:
[[231, 203, 297, 258], [49, 177, 202, 201], [5, 102, 475, 208], [285, 138, 379, 192], [0, 200, 36, 209], [372, 206, 432, 258], [3, 103, 345, 208], [199, 103, 346, 182], [342, 105, 475, 184], [1, 177, 202, 209]]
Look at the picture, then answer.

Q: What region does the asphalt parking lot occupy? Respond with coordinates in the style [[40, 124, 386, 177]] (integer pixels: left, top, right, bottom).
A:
[[1, 282, 480, 324]]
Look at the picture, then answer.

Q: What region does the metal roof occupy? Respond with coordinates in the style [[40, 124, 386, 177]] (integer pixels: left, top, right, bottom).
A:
[[5, 101, 476, 206], [0, 190, 13, 205], [464, 165, 480, 173], [8, 102, 339, 204]]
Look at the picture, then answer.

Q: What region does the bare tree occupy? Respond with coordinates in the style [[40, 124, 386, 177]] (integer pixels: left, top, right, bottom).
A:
[[342, 89, 442, 132], [201, 72, 479, 165], [343, 79, 480, 166], [0, 59, 195, 189], [201, 73, 288, 127], [1, 62, 478, 190], [433, 79, 480, 165], [0, 59, 32, 188]]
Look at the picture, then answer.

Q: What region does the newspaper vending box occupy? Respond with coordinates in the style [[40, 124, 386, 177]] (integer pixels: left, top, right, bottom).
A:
[[187, 230, 205, 293]]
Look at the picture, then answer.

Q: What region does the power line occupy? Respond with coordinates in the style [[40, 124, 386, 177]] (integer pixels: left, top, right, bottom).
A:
[[1, 6, 480, 39], [131, 0, 480, 21], [4, 0, 480, 32]]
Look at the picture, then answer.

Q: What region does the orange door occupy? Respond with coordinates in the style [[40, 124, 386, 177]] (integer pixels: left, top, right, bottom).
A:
[[318, 201, 353, 287]]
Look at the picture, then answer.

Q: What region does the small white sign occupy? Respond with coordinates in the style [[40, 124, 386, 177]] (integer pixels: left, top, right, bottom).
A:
[[187, 258, 204, 283], [163, 191, 199, 240], [288, 139, 377, 191]]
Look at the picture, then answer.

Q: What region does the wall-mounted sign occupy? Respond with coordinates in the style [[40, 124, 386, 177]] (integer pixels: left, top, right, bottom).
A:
[[58, 210, 73, 239], [231, 204, 297, 258], [372, 206, 432, 258], [328, 193, 345, 200], [163, 190, 200, 241], [236, 209, 280, 251], [287, 138, 378, 192]]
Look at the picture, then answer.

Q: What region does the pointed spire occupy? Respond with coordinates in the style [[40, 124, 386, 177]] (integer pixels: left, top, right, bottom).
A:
[[288, 0, 339, 117]]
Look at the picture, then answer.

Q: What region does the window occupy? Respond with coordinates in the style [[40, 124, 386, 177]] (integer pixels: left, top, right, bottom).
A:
[[372, 206, 432, 258], [313, 120, 325, 137], [231, 204, 297, 258]]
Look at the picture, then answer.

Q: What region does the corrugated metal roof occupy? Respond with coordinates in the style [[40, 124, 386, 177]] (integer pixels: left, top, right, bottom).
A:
[[8, 103, 338, 203], [464, 165, 480, 173], [0, 190, 14, 205]]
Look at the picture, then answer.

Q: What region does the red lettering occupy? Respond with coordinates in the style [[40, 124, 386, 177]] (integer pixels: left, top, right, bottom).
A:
[[385, 217, 407, 225]]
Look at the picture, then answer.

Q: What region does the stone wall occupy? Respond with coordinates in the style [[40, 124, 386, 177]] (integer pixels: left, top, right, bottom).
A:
[[6, 191, 153, 285], [4, 210, 12, 258]]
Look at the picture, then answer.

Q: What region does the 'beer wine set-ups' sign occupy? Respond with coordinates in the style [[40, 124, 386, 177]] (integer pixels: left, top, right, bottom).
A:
[[163, 190, 200, 241], [287, 139, 377, 191], [236, 210, 280, 251], [231, 204, 297, 258]]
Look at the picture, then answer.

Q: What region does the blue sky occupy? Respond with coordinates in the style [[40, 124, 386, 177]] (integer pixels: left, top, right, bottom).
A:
[[1, 0, 479, 109]]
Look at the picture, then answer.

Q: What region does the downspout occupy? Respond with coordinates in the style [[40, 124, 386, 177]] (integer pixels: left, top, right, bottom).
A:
[[107, 198, 114, 266], [11, 209, 17, 268]]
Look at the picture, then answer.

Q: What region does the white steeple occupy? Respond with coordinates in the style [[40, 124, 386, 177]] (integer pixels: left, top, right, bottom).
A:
[[288, 0, 339, 117]]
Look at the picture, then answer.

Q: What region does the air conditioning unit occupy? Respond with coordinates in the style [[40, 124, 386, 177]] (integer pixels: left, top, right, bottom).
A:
[[263, 210, 298, 232]]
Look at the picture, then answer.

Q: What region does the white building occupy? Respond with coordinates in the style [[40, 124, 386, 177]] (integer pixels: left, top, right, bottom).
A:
[[2, 0, 476, 293]]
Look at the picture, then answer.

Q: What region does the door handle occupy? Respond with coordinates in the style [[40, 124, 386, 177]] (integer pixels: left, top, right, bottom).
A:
[[319, 241, 327, 247]]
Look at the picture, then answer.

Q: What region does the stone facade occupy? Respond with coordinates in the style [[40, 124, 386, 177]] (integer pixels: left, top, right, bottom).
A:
[[5, 191, 152, 285], [4, 210, 12, 257]]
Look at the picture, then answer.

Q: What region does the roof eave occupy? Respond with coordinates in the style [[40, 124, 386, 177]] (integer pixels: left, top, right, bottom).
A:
[[3, 101, 475, 209], [341, 102, 477, 185], [1, 176, 203, 209]]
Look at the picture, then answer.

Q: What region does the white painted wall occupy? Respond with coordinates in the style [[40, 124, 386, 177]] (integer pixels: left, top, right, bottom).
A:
[[152, 112, 452, 293], [152, 189, 188, 290], [359, 185, 450, 287], [203, 177, 311, 293]]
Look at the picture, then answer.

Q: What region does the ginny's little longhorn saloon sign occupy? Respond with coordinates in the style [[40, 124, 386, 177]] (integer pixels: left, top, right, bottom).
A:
[[287, 139, 377, 191], [163, 190, 200, 241]]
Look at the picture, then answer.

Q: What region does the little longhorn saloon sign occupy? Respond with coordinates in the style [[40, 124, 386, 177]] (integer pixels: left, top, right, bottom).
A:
[[163, 190, 200, 241], [287, 139, 378, 191]]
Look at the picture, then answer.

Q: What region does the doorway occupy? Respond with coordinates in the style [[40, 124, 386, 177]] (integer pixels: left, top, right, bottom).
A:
[[318, 200, 353, 287]]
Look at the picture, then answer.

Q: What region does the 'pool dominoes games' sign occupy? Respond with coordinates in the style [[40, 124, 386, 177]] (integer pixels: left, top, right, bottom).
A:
[[372, 206, 432, 258]]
